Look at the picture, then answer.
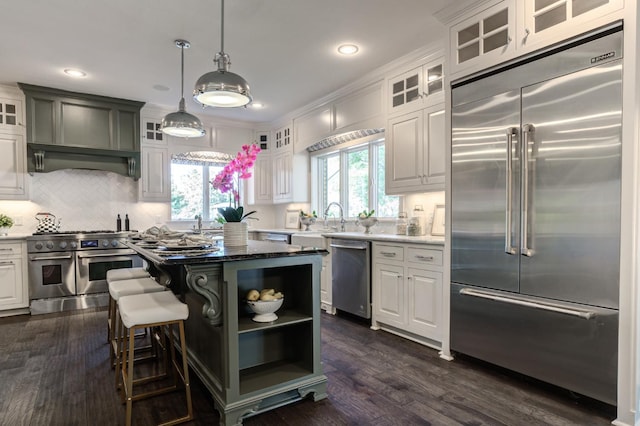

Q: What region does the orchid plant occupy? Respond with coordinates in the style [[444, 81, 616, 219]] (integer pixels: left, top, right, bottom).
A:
[[211, 143, 261, 222]]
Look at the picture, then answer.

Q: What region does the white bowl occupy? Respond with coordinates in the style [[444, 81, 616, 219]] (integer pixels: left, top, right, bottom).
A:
[[247, 298, 284, 322]]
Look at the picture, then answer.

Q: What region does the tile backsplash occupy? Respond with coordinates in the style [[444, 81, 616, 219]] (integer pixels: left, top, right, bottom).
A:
[[1, 169, 168, 234]]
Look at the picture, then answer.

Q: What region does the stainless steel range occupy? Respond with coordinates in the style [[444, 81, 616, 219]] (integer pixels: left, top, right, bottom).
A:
[[27, 231, 144, 315]]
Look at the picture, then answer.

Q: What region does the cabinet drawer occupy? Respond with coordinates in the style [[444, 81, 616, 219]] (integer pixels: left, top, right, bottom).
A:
[[407, 247, 442, 267], [0, 242, 22, 257], [373, 244, 404, 262]]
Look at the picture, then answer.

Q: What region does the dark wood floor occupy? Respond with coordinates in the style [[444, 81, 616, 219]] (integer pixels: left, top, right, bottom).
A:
[[0, 308, 615, 425]]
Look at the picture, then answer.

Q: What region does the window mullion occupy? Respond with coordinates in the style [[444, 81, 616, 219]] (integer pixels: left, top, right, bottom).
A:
[[369, 144, 377, 214], [203, 166, 211, 220]]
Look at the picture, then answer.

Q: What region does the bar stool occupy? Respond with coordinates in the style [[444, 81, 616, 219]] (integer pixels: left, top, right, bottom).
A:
[[106, 267, 152, 343], [117, 291, 193, 426], [108, 277, 165, 370]]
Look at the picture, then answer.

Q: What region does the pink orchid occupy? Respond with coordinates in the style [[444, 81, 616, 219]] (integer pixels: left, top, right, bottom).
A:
[[211, 143, 262, 210]]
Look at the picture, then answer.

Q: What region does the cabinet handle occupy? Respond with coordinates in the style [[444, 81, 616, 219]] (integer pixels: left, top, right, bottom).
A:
[[0, 261, 15, 266], [380, 251, 397, 257], [0, 248, 14, 252], [507, 35, 512, 43], [415, 255, 434, 261], [407, 276, 412, 280]]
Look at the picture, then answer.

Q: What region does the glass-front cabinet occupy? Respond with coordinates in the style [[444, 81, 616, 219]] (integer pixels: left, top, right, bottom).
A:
[[449, 1, 515, 75], [521, 0, 623, 48], [387, 55, 445, 116]]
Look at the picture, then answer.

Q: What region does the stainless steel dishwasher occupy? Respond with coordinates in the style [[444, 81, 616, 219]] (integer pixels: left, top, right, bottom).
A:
[[330, 238, 371, 319]]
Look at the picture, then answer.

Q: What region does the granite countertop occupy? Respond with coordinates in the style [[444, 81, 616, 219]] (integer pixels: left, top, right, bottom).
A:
[[126, 239, 327, 265]]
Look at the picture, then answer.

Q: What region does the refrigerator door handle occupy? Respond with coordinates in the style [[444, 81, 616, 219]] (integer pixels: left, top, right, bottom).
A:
[[505, 127, 518, 255], [521, 124, 534, 257], [459, 288, 596, 319]]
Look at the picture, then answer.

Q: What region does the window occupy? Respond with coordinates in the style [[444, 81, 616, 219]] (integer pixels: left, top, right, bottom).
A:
[[170, 152, 233, 221], [315, 139, 399, 219]]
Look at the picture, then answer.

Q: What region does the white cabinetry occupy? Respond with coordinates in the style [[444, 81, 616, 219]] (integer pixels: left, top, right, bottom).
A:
[[139, 116, 170, 201], [293, 81, 384, 152], [449, 1, 515, 76], [0, 91, 28, 200], [387, 55, 444, 116], [247, 153, 272, 204], [294, 108, 332, 152], [272, 123, 308, 204], [386, 104, 445, 194], [0, 133, 27, 199], [442, 0, 623, 79], [0, 240, 28, 311], [520, 0, 623, 50], [372, 242, 443, 348]]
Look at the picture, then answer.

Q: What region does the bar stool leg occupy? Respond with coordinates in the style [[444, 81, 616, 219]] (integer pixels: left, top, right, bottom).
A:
[[178, 321, 193, 421], [124, 326, 136, 426]]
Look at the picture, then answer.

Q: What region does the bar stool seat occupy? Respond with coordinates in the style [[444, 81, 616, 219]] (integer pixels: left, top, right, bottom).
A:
[[106, 267, 152, 344], [108, 277, 165, 368], [117, 291, 193, 426], [107, 267, 150, 282]]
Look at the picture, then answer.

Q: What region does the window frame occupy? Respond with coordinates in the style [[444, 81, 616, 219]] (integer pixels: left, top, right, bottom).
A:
[[312, 137, 401, 220]]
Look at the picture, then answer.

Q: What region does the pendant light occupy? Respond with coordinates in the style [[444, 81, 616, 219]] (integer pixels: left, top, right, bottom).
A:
[[161, 39, 206, 138], [193, 0, 252, 108]]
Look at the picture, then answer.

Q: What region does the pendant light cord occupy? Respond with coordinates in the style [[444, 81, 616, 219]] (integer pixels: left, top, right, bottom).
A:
[[220, 0, 225, 54], [180, 43, 185, 101]]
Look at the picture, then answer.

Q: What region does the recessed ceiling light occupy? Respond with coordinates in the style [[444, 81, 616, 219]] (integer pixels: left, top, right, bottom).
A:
[[63, 68, 87, 78], [337, 44, 359, 55], [251, 102, 264, 109]]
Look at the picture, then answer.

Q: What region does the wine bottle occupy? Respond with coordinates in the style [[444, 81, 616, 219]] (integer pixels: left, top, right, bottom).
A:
[[116, 214, 122, 232], [125, 214, 130, 231]]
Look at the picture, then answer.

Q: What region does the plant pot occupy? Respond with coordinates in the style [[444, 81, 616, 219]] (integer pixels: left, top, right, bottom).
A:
[[223, 222, 248, 247], [0, 227, 9, 236]]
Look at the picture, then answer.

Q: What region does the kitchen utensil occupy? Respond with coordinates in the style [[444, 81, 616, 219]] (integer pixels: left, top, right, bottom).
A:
[[35, 212, 61, 233]]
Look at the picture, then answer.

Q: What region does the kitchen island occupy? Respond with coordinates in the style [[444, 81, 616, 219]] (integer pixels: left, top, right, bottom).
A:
[[126, 240, 328, 426]]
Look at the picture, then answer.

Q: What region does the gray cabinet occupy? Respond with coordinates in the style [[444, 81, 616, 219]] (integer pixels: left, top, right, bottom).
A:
[[19, 84, 144, 179], [182, 255, 327, 425]]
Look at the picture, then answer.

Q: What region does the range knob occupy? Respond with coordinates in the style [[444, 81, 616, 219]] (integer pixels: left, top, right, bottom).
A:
[[102, 240, 110, 248], [34, 242, 43, 250], [70, 242, 78, 249], [46, 242, 54, 249], [59, 241, 68, 249], [111, 240, 120, 248]]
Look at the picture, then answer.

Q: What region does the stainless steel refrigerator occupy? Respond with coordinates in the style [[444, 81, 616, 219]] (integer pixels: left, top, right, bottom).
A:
[[450, 24, 622, 405]]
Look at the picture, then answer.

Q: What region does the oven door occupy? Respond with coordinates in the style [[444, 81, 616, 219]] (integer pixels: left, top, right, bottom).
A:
[[76, 249, 144, 294], [28, 252, 76, 299]]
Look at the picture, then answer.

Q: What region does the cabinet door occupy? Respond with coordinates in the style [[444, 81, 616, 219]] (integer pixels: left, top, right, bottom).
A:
[[422, 58, 445, 107], [247, 154, 272, 204], [450, 1, 516, 76], [142, 118, 167, 146], [273, 151, 292, 202], [0, 97, 23, 131], [372, 262, 405, 328], [139, 146, 170, 201], [387, 66, 423, 115], [521, 0, 622, 49], [386, 110, 424, 194], [0, 256, 26, 310], [423, 105, 445, 187], [407, 268, 442, 341], [0, 133, 27, 199]]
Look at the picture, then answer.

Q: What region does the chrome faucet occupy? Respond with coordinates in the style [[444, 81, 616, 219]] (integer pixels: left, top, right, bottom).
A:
[[324, 202, 346, 232]]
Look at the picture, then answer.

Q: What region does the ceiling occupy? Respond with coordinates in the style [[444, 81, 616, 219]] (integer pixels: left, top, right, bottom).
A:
[[0, 0, 455, 125]]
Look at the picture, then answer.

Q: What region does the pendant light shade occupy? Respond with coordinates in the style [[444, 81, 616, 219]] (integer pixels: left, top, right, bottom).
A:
[[162, 40, 206, 138], [194, 0, 252, 108]]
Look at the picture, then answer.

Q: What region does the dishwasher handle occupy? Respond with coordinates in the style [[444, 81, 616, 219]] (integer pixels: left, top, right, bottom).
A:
[[330, 243, 368, 250]]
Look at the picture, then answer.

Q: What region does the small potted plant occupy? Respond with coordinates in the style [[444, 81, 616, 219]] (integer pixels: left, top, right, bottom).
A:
[[356, 209, 377, 234], [299, 210, 317, 231], [0, 214, 14, 236]]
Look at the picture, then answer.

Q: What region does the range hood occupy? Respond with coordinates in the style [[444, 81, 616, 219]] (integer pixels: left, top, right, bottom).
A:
[[19, 83, 145, 180]]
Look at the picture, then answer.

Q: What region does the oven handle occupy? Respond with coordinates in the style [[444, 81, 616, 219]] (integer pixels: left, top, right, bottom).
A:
[[77, 250, 136, 259], [29, 254, 74, 261]]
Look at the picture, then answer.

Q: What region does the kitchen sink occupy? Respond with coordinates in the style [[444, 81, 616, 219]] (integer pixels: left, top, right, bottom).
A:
[[290, 232, 327, 249]]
